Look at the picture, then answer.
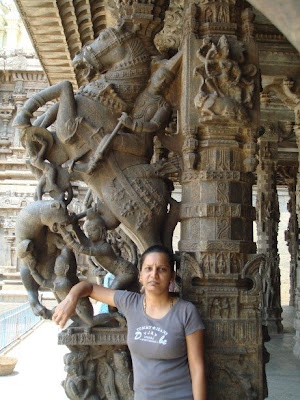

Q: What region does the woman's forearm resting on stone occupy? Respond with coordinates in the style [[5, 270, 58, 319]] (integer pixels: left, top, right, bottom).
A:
[[52, 281, 116, 328]]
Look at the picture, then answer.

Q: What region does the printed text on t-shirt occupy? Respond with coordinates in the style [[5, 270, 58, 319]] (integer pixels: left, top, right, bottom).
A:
[[134, 325, 168, 345]]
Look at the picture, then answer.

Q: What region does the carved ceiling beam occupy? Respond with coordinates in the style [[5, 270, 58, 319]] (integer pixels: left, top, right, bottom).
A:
[[90, 0, 107, 37], [15, 1, 108, 89], [15, 0, 78, 88]]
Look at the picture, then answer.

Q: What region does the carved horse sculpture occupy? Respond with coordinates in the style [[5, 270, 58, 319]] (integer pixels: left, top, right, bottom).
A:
[[14, 24, 179, 253]]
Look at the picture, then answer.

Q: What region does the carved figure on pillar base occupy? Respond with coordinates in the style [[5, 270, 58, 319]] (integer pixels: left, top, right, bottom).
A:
[[62, 347, 99, 400], [112, 350, 134, 400], [62, 345, 134, 400]]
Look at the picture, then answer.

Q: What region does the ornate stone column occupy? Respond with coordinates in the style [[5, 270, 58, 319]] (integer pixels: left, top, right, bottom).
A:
[[12, 78, 27, 147], [256, 126, 283, 333], [0, 99, 14, 139], [293, 123, 300, 358], [179, 1, 265, 398], [0, 99, 14, 152], [282, 171, 298, 307]]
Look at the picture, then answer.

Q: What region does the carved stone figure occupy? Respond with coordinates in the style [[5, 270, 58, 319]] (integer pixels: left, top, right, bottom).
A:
[[25, 128, 73, 204], [97, 352, 121, 400], [59, 209, 138, 291], [14, 25, 182, 254], [27, 246, 126, 327], [113, 350, 134, 400], [62, 348, 99, 400], [194, 35, 257, 123], [16, 199, 70, 318], [70, 60, 179, 173]]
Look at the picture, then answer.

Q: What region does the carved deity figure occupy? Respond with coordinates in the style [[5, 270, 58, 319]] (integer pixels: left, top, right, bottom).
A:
[[71, 62, 177, 175], [59, 209, 138, 291], [98, 357, 119, 400], [194, 35, 257, 123]]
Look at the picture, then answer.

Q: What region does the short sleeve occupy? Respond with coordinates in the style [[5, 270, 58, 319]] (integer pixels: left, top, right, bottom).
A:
[[184, 302, 205, 336], [114, 290, 140, 317]]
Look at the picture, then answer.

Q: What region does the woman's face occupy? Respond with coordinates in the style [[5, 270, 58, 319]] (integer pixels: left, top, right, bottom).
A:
[[139, 252, 173, 294]]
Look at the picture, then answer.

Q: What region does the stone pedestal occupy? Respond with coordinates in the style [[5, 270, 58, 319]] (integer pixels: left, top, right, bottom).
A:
[[58, 327, 133, 399]]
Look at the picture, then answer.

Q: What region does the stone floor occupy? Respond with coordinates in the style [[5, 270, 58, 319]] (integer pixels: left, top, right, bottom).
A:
[[264, 306, 300, 400], [265, 334, 300, 400], [0, 307, 299, 399]]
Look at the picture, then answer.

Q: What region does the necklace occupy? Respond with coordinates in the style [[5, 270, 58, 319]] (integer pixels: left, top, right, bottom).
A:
[[143, 296, 174, 313]]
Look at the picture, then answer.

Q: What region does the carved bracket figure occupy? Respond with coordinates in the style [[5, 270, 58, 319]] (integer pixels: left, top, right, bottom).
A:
[[13, 24, 182, 254]]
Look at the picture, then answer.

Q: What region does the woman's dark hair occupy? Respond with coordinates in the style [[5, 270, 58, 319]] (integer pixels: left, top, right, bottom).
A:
[[139, 245, 174, 271]]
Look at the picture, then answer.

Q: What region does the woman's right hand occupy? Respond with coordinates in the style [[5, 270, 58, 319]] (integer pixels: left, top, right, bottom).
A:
[[52, 293, 77, 329]]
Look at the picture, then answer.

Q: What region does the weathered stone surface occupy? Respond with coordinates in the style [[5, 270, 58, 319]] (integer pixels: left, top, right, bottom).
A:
[[1, 0, 300, 399]]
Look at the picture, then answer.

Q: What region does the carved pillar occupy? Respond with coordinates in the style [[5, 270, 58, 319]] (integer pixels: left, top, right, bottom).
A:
[[12, 79, 27, 147], [58, 328, 134, 400], [261, 75, 300, 357], [179, 2, 265, 398], [0, 100, 14, 139], [256, 127, 283, 333], [293, 124, 300, 358], [284, 174, 298, 307]]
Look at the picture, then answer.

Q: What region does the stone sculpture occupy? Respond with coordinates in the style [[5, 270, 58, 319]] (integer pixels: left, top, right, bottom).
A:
[[194, 35, 257, 123], [14, 12, 182, 331], [14, 24, 181, 255], [59, 209, 138, 291], [16, 199, 70, 319], [13, 1, 270, 398]]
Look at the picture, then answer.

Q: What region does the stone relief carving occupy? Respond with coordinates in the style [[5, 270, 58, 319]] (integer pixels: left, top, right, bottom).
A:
[[194, 35, 257, 123], [206, 355, 258, 400], [15, 199, 71, 319], [62, 347, 99, 400], [262, 77, 300, 124], [154, 0, 184, 55]]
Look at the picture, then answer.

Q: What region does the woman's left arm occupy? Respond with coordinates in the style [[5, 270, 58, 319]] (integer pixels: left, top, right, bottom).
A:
[[186, 330, 206, 400]]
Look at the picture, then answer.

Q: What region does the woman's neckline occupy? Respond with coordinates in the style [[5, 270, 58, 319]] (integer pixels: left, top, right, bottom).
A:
[[141, 294, 179, 320]]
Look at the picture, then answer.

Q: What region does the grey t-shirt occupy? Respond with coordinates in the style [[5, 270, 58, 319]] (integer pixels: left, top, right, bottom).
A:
[[114, 290, 205, 400]]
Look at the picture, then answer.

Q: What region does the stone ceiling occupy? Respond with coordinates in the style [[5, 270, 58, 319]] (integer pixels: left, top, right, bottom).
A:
[[14, 1, 299, 84]]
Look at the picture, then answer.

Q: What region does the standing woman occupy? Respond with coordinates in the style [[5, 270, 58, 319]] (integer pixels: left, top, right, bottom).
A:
[[52, 245, 206, 400]]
